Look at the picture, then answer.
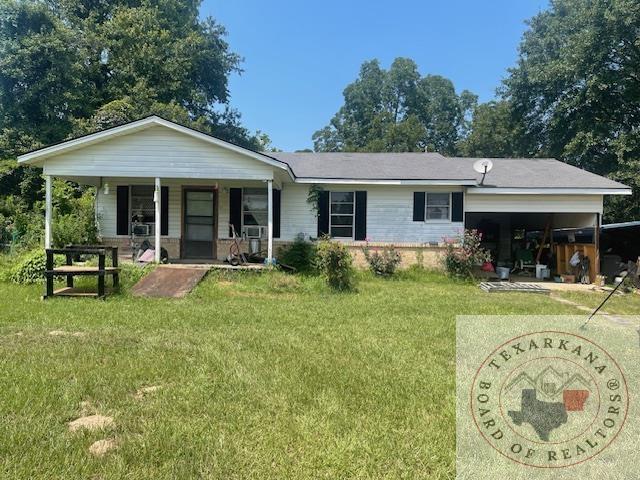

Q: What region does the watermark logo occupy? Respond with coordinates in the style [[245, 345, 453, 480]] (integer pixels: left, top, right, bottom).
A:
[[470, 330, 629, 468]]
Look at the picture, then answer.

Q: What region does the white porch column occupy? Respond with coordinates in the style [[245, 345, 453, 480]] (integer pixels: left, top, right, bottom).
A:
[[44, 175, 52, 248], [154, 177, 161, 263], [267, 179, 273, 264]]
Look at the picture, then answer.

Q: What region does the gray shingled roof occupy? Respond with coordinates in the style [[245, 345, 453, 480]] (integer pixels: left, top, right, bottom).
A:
[[268, 152, 629, 190]]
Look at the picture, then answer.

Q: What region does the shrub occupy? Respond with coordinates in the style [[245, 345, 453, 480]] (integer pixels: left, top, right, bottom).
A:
[[362, 245, 402, 277], [277, 234, 316, 273], [442, 229, 492, 279], [7, 250, 49, 284], [313, 236, 356, 291], [52, 188, 98, 247]]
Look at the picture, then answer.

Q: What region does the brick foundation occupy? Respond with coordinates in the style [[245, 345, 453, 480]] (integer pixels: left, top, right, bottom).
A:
[[100, 236, 446, 269]]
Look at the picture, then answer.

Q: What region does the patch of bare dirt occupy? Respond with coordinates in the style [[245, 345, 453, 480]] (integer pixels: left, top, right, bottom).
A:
[[88, 438, 117, 457], [68, 414, 114, 432]]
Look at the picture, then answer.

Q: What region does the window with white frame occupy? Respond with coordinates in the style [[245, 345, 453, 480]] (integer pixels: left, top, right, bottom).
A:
[[425, 193, 450, 221], [130, 185, 155, 224], [330, 191, 355, 238], [242, 188, 268, 235]]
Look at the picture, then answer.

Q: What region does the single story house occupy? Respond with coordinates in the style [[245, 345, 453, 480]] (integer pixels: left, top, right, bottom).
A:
[[17, 116, 631, 272]]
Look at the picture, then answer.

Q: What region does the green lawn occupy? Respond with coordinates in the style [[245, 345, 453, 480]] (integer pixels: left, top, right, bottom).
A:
[[553, 288, 640, 315], [0, 267, 636, 479]]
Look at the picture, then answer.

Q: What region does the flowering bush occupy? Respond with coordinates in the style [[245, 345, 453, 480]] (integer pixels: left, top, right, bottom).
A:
[[442, 229, 492, 279], [362, 243, 401, 277]]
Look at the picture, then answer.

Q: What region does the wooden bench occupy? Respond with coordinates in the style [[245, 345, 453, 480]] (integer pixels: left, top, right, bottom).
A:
[[44, 246, 120, 299]]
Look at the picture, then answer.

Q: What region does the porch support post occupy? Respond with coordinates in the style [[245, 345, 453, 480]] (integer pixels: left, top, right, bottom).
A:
[[267, 179, 273, 264], [594, 212, 601, 278], [44, 175, 52, 248], [154, 177, 161, 263]]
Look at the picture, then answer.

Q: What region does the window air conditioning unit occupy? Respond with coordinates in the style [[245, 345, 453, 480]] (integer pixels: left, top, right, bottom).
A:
[[132, 223, 152, 236], [243, 226, 264, 238]]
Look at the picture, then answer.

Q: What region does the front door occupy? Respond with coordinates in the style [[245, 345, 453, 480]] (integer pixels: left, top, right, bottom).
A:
[[183, 189, 216, 259]]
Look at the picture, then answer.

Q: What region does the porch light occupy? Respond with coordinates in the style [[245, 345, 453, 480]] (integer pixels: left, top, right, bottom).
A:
[[103, 183, 110, 195]]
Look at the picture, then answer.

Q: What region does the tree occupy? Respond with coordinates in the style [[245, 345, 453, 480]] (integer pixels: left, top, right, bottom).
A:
[[313, 58, 476, 154], [0, 0, 262, 213], [460, 100, 522, 157], [501, 0, 640, 221]]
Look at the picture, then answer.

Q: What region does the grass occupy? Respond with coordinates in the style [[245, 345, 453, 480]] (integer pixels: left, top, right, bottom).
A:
[[0, 266, 637, 479], [553, 288, 640, 315]]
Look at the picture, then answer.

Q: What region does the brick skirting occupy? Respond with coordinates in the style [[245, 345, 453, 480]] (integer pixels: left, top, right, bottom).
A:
[[100, 236, 446, 269]]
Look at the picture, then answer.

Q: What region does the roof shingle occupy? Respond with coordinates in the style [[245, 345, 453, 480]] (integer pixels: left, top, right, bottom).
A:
[[268, 152, 629, 190]]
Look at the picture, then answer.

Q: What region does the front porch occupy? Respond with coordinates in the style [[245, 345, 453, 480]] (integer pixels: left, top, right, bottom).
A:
[[30, 116, 294, 265], [44, 176, 280, 265]]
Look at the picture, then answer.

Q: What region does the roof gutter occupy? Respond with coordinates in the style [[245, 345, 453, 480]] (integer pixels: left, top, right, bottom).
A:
[[293, 177, 478, 186], [466, 187, 632, 195]]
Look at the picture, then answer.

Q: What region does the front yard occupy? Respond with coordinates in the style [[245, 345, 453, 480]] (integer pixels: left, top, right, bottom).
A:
[[0, 267, 638, 479]]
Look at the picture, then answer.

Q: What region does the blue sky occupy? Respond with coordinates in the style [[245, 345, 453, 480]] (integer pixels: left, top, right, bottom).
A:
[[200, 1, 548, 151]]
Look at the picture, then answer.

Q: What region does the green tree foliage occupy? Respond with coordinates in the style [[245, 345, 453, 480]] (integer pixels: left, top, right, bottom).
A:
[[460, 100, 523, 158], [499, 0, 640, 222], [0, 0, 262, 246], [313, 58, 477, 154]]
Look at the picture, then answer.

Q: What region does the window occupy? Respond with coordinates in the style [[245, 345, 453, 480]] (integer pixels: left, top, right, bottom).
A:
[[330, 191, 355, 238], [242, 187, 268, 230], [130, 185, 155, 224], [425, 193, 450, 221]]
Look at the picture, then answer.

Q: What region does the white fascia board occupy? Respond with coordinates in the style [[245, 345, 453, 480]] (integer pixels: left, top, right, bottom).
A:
[[17, 116, 294, 180], [293, 178, 477, 186], [467, 187, 632, 195]]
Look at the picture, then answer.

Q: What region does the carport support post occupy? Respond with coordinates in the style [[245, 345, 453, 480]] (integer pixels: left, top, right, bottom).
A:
[[44, 175, 52, 249], [154, 177, 161, 263], [267, 179, 273, 264]]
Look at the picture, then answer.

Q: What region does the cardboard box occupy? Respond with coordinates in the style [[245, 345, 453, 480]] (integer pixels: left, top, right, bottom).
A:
[[561, 274, 576, 283]]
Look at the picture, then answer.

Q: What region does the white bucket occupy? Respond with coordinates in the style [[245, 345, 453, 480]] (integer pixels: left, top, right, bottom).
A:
[[536, 264, 548, 279], [496, 267, 510, 280]]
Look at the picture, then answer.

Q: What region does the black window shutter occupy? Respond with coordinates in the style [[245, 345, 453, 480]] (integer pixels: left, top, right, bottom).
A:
[[273, 189, 281, 238], [160, 186, 169, 235], [354, 191, 367, 240], [317, 190, 330, 237], [451, 192, 464, 222], [116, 186, 129, 235], [229, 188, 242, 237], [413, 192, 425, 221]]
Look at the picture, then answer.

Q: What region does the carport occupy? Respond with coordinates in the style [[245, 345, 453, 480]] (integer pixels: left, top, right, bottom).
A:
[[464, 191, 602, 282]]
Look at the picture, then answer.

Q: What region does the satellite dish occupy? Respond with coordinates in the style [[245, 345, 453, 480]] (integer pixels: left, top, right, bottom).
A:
[[473, 159, 494, 174]]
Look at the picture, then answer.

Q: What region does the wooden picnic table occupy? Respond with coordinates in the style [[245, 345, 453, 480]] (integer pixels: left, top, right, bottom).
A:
[[43, 245, 119, 299]]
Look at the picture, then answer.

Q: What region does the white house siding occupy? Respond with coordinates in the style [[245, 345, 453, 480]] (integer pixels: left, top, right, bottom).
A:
[[276, 184, 464, 244], [465, 193, 603, 214], [42, 126, 275, 180], [363, 185, 464, 243], [279, 183, 317, 241]]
